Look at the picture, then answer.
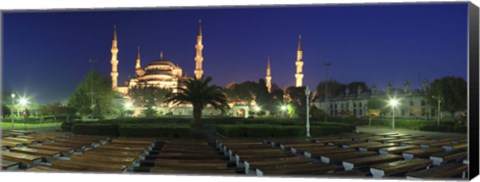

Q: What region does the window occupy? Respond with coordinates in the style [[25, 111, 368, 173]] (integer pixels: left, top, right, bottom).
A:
[[421, 100, 426, 106], [359, 102, 362, 107], [410, 101, 414, 106], [359, 109, 363, 116]]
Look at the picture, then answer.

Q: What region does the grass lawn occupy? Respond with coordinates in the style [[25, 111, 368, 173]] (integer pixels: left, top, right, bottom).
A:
[[1, 121, 61, 131]]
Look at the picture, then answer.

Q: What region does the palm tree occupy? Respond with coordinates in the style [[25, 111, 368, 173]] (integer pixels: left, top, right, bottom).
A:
[[165, 76, 229, 128]]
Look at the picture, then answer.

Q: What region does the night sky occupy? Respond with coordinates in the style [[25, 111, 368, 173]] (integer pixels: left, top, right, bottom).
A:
[[3, 2, 468, 104]]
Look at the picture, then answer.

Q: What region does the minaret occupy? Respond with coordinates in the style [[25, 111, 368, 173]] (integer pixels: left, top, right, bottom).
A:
[[265, 57, 272, 93], [135, 47, 145, 76], [194, 19, 204, 79], [135, 47, 141, 69], [295, 34, 304, 87], [110, 25, 119, 90]]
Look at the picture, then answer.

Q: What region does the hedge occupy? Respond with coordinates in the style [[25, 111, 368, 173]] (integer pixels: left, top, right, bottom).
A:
[[118, 124, 192, 138], [72, 123, 119, 136], [216, 124, 355, 138], [71, 123, 192, 137]]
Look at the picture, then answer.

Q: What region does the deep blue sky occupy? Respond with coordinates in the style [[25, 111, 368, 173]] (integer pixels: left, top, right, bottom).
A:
[[3, 3, 468, 104]]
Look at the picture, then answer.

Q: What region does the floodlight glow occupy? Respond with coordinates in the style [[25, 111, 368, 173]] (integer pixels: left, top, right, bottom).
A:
[[280, 105, 288, 111], [254, 106, 261, 112], [388, 98, 399, 107], [124, 102, 133, 109], [19, 97, 29, 107]]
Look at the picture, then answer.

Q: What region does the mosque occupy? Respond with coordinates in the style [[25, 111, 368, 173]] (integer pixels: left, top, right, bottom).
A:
[[107, 20, 305, 117]]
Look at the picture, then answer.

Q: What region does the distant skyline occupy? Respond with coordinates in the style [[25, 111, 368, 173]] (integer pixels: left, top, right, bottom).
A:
[[3, 3, 468, 104]]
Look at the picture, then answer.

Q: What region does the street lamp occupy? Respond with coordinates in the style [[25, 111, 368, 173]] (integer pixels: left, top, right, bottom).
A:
[[388, 98, 399, 129], [305, 87, 311, 137], [432, 96, 442, 126], [10, 93, 15, 129]]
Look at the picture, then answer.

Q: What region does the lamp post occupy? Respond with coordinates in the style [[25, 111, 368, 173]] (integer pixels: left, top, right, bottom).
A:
[[11, 93, 15, 129], [432, 96, 442, 126], [305, 87, 311, 137], [388, 98, 399, 130]]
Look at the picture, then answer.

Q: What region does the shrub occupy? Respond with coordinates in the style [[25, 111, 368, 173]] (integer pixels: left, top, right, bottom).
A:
[[118, 124, 191, 138], [72, 123, 118, 136]]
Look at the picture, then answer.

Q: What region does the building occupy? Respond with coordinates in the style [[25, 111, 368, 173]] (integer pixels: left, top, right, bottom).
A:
[[314, 80, 443, 119], [110, 20, 204, 95]]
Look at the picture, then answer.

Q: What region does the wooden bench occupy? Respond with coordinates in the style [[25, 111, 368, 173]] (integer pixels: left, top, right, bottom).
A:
[[244, 156, 313, 174], [69, 154, 136, 166], [96, 145, 148, 152], [84, 150, 143, 158], [420, 141, 456, 148], [359, 143, 398, 152], [368, 137, 398, 143], [443, 143, 467, 152], [378, 145, 419, 155], [154, 159, 227, 169], [27, 165, 67, 172], [406, 163, 467, 179], [149, 167, 236, 174], [321, 151, 377, 164], [402, 147, 444, 160], [369, 158, 432, 178], [2, 137, 38, 144], [160, 147, 219, 154], [51, 159, 128, 172], [1, 151, 44, 168], [342, 154, 403, 170], [255, 163, 335, 176], [292, 145, 339, 154], [156, 152, 221, 160], [27, 144, 74, 155], [305, 147, 356, 158], [112, 138, 155, 146], [2, 140, 26, 149], [323, 170, 366, 177], [10, 147, 61, 160], [1, 159, 20, 170], [280, 143, 324, 150], [342, 142, 381, 148], [42, 141, 87, 150], [429, 150, 467, 166], [383, 138, 413, 144]]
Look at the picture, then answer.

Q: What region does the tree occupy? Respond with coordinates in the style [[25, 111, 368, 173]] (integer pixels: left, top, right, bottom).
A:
[[39, 102, 77, 122], [366, 97, 384, 117], [67, 70, 115, 119], [426, 77, 467, 117], [128, 86, 170, 117], [165, 76, 229, 128], [285, 86, 308, 118], [128, 86, 170, 107], [2, 104, 11, 117], [315, 80, 346, 100], [366, 97, 384, 126]]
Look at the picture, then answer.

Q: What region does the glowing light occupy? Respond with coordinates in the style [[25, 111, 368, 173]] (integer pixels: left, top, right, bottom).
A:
[[280, 105, 288, 111], [388, 98, 399, 107], [254, 106, 261, 112], [19, 97, 29, 107], [124, 102, 133, 109]]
